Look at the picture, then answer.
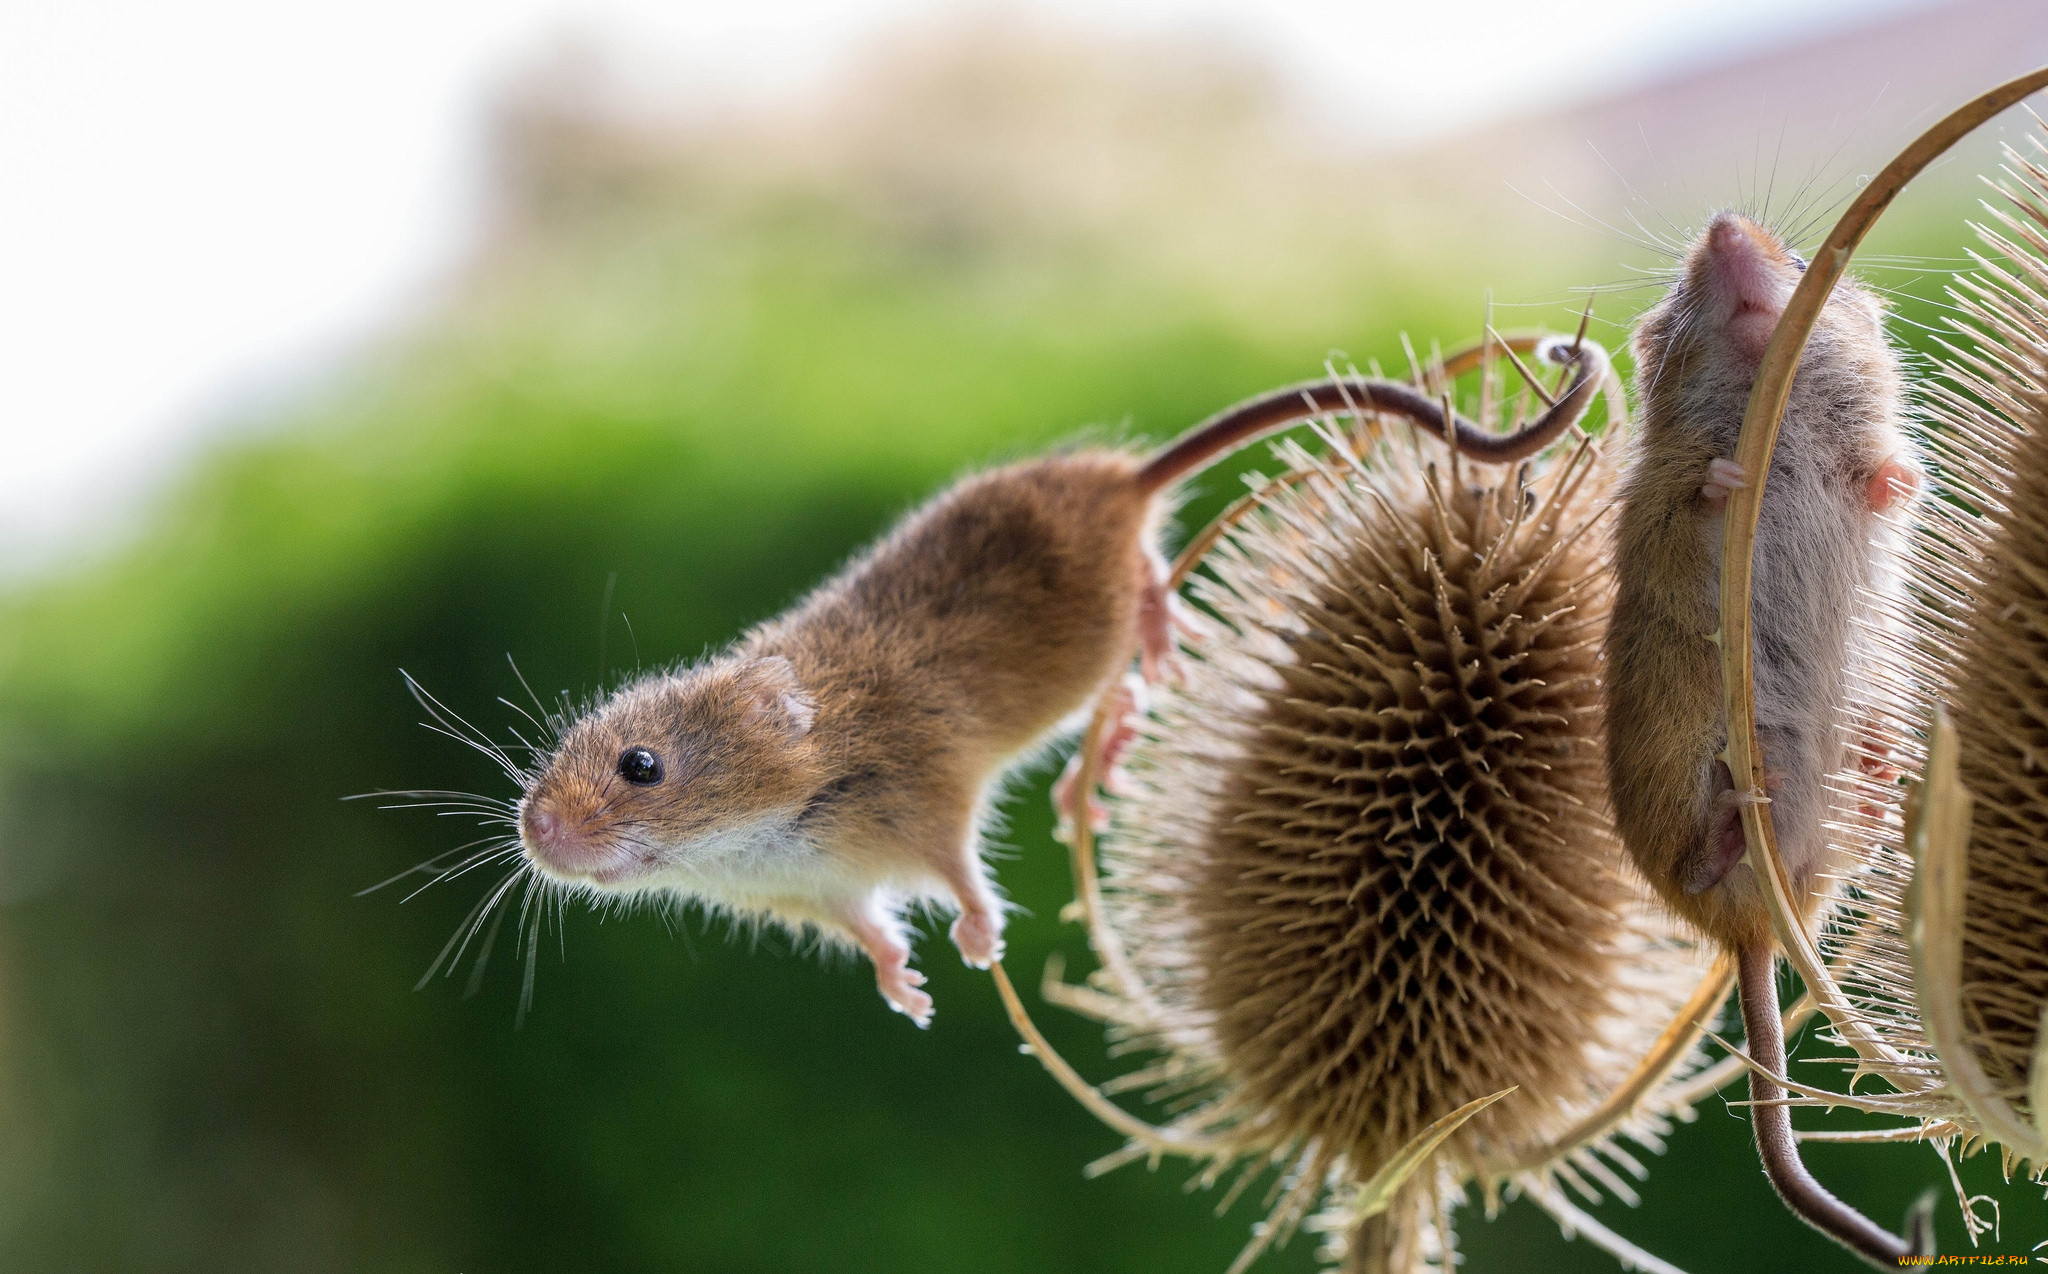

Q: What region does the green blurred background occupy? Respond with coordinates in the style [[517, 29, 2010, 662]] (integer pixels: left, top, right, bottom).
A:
[[1, 8, 2045, 1272]]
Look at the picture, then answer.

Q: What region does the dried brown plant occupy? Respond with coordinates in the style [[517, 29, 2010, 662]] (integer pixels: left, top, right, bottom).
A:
[[993, 335, 1724, 1273]]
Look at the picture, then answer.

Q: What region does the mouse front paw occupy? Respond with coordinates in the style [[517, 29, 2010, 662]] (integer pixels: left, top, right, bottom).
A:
[[876, 963, 933, 1028], [1700, 457, 1749, 508]]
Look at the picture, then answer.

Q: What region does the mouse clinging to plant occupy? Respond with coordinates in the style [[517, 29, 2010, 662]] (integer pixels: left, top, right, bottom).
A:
[[447, 337, 1611, 1028], [1604, 209, 1926, 1267], [1606, 210, 1918, 950]]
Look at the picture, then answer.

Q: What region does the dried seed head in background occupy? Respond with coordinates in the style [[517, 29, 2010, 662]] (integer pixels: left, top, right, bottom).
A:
[[1820, 132, 2048, 1185], [1046, 383, 1717, 1272]]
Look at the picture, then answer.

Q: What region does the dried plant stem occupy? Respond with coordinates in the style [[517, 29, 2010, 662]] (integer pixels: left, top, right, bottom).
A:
[[1719, 63, 2048, 1077], [1516, 1174, 1692, 1274], [988, 961, 1225, 1158]]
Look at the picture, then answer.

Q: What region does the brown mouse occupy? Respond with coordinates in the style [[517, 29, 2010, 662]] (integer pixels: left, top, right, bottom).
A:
[[1604, 211, 1928, 1267], [1606, 211, 1917, 949], [509, 336, 1611, 1026]]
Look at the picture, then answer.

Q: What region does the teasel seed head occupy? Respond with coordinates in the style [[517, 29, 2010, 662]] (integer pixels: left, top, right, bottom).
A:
[[1040, 363, 1719, 1271], [1827, 131, 2048, 1179]]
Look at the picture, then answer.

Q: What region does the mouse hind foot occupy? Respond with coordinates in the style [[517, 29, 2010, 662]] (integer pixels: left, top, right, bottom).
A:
[[1689, 760, 1784, 895], [936, 857, 1006, 970], [1701, 457, 1749, 507], [1052, 672, 1148, 842], [840, 897, 933, 1027]]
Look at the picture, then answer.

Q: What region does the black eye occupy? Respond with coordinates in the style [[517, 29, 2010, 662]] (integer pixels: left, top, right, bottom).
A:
[[618, 747, 663, 785]]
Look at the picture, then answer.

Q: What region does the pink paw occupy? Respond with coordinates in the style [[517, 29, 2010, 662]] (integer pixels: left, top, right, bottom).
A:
[[949, 908, 1004, 969], [1137, 558, 1178, 682], [1700, 457, 1748, 506], [1052, 673, 1148, 841], [876, 962, 933, 1028], [1865, 455, 1919, 514]]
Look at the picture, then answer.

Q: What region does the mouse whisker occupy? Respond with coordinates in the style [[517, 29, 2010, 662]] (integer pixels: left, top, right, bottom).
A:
[[411, 720, 532, 789], [414, 863, 525, 990], [504, 653, 555, 728], [461, 886, 518, 999], [347, 786, 514, 806], [516, 874, 547, 1026], [404, 840, 525, 903], [495, 694, 561, 753], [403, 672, 530, 786], [356, 833, 512, 897]]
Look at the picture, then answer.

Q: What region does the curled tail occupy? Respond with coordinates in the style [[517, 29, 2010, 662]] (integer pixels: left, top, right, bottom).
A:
[[1134, 335, 1611, 496]]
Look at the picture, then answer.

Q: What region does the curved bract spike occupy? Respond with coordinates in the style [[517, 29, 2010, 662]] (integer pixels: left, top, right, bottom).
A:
[[2032, 1007, 2048, 1145], [1351, 1088, 1515, 1222], [1907, 710, 2048, 1163]]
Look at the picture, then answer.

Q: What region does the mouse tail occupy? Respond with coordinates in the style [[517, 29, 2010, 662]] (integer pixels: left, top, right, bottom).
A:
[[1131, 336, 1610, 496], [1737, 942, 1935, 1268]]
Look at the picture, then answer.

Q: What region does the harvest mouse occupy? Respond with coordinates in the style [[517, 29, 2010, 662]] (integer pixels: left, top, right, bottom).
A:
[[1603, 211, 1927, 1267], [1605, 210, 1917, 949], [509, 336, 1612, 1026]]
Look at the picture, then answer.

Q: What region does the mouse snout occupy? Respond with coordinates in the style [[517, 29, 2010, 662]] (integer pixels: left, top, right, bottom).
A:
[[1700, 213, 1793, 357], [519, 799, 604, 873], [522, 803, 564, 852]]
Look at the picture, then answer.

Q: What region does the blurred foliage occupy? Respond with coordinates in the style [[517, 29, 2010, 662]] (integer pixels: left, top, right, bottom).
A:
[[0, 20, 2038, 1274]]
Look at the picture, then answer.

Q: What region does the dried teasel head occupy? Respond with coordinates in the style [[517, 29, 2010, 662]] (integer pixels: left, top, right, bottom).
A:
[[1811, 131, 2048, 1184], [1007, 336, 1724, 1273]]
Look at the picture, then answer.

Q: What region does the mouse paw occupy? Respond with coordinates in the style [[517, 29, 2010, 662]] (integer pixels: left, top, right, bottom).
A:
[[1700, 457, 1749, 507], [876, 963, 933, 1028], [949, 908, 1005, 970], [1865, 454, 1920, 514], [1052, 673, 1148, 841], [1137, 561, 1181, 682]]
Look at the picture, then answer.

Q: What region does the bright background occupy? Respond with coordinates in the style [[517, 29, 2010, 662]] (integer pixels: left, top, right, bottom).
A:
[[0, 0, 2044, 1270]]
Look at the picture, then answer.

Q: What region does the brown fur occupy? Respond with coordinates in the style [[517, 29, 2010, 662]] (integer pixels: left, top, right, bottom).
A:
[[516, 451, 1155, 1021], [1606, 212, 1910, 949]]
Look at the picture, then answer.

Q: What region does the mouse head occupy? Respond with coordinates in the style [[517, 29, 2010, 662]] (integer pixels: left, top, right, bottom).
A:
[[1632, 211, 1895, 431], [517, 654, 824, 892]]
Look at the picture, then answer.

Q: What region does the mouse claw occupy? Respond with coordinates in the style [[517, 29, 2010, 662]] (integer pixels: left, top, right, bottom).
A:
[[1700, 457, 1749, 506]]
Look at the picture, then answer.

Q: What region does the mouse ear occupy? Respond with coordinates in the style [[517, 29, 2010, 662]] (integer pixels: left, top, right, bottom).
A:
[[741, 656, 817, 739]]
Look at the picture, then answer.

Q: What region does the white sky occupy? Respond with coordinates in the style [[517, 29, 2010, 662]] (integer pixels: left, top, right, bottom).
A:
[[0, 0, 1933, 571]]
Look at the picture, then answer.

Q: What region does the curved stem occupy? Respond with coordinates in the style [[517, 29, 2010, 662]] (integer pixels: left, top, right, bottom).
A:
[[1738, 944, 1931, 1268], [987, 962, 1227, 1158], [1718, 62, 2048, 1077]]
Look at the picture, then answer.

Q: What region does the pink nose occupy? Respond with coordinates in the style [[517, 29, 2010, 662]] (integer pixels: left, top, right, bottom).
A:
[[521, 805, 563, 852]]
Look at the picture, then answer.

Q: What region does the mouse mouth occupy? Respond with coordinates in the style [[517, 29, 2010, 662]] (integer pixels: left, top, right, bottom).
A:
[[522, 839, 657, 890]]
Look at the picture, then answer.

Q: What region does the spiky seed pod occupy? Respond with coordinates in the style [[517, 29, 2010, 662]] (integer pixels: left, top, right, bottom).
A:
[[1823, 135, 2048, 1177], [1061, 418, 1714, 1270]]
